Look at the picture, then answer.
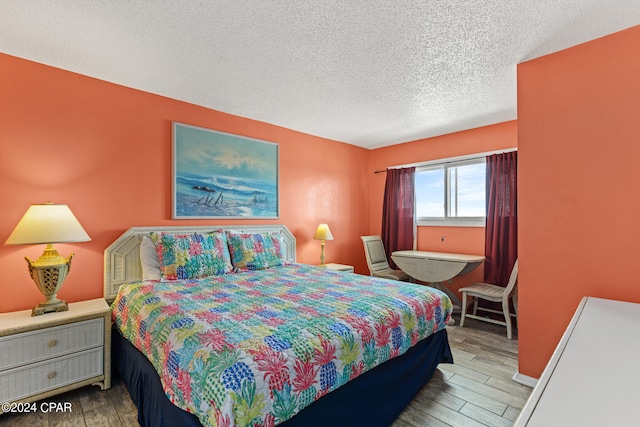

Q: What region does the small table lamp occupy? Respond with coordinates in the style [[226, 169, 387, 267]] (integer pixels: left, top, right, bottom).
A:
[[5, 202, 91, 316], [313, 223, 333, 266]]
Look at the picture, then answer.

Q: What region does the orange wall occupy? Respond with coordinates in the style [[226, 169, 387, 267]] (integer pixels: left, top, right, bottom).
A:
[[518, 25, 640, 377], [367, 121, 518, 295], [0, 54, 370, 313]]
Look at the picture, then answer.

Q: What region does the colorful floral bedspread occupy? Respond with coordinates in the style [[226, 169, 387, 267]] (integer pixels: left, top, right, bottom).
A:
[[111, 264, 452, 427]]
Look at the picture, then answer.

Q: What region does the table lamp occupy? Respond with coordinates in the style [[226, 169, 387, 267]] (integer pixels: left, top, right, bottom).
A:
[[5, 202, 91, 316], [313, 223, 333, 266]]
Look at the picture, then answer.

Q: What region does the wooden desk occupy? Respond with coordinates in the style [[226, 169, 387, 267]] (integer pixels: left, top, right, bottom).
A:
[[515, 297, 640, 426], [391, 250, 484, 308]]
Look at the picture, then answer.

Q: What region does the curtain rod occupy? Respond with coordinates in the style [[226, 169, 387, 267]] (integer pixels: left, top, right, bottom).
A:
[[372, 147, 517, 174]]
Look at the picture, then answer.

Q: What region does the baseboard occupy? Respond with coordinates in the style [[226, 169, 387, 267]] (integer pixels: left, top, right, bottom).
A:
[[512, 371, 538, 388]]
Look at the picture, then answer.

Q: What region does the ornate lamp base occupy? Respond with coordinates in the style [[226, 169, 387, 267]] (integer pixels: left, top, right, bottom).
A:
[[32, 299, 69, 316], [26, 244, 74, 317]]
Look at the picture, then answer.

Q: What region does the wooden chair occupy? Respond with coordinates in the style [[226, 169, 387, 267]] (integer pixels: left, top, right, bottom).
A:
[[360, 236, 411, 281], [459, 259, 519, 339]]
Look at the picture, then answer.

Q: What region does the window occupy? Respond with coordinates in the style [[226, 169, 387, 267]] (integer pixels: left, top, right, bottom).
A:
[[415, 157, 486, 226]]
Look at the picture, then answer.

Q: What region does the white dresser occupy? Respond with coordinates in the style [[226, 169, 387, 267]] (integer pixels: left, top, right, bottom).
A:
[[0, 298, 111, 411], [515, 297, 640, 426]]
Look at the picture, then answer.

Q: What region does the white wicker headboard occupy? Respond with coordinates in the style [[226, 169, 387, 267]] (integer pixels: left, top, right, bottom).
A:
[[104, 224, 296, 302]]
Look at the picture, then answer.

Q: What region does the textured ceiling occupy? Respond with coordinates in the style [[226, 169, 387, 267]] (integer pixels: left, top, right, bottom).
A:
[[2, 1, 639, 149]]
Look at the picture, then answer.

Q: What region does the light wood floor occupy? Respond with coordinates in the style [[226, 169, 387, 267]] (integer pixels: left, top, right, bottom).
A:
[[393, 315, 532, 426], [0, 315, 531, 427]]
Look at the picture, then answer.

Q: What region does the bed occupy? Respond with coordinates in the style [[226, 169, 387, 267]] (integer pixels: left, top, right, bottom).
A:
[[105, 225, 453, 427]]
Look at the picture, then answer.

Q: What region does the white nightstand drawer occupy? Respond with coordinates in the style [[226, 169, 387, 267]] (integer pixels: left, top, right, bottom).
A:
[[0, 318, 104, 370], [0, 347, 104, 402]]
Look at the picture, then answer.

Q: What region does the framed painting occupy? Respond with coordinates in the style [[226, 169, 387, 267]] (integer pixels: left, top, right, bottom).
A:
[[172, 122, 279, 219]]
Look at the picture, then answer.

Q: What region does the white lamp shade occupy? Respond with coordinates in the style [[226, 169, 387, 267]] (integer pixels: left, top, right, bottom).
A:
[[313, 223, 334, 241], [5, 203, 91, 245]]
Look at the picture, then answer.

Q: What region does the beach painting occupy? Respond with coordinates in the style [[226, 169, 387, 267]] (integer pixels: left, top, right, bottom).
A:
[[172, 122, 279, 219]]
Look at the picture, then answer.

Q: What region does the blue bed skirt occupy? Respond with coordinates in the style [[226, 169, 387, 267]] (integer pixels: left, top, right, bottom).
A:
[[112, 327, 453, 427]]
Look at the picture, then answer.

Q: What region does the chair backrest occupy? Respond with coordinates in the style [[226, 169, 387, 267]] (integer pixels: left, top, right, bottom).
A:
[[504, 259, 519, 295], [361, 235, 392, 276]]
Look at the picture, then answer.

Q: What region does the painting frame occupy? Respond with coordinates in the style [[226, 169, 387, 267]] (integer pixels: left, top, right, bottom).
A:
[[172, 122, 279, 219]]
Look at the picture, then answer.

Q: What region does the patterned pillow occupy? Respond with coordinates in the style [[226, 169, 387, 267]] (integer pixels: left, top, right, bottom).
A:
[[227, 232, 285, 270], [150, 232, 232, 280]]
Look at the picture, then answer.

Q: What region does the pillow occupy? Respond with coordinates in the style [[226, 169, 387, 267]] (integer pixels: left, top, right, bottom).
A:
[[140, 236, 161, 281], [227, 232, 285, 270], [150, 232, 233, 280]]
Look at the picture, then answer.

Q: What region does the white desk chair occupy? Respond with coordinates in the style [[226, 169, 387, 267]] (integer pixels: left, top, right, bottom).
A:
[[459, 259, 519, 339], [360, 236, 411, 282]]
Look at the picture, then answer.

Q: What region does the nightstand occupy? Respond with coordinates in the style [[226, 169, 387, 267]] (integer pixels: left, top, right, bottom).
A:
[[323, 263, 355, 273], [0, 298, 111, 411]]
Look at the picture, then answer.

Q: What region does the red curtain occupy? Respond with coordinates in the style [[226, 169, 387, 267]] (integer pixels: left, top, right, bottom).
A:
[[484, 152, 518, 286], [382, 167, 415, 267]]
